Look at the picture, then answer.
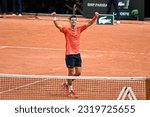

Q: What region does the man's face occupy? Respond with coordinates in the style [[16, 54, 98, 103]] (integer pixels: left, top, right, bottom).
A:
[[70, 18, 77, 27]]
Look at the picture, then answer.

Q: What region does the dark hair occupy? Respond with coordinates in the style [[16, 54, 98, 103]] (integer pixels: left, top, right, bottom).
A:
[[69, 15, 77, 20]]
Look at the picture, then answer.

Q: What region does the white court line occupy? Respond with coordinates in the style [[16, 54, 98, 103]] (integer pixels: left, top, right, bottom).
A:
[[0, 45, 149, 55], [0, 78, 48, 94]]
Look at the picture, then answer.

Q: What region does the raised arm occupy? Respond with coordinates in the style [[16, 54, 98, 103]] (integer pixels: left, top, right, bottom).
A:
[[51, 12, 63, 31], [86, 12, 99, 28]]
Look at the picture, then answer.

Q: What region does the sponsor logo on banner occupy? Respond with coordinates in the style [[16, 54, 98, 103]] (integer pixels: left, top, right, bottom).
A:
[[97, 14, 114, 25], [117, 87, 137, 100], [87, 3, 107, 8], [118, 2, 126, 7], [113, 10, 136, 19], [99, 17, 111, 24], [118, 0, 130, 9]]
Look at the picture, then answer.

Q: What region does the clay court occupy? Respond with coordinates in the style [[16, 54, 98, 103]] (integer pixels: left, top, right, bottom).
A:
[[0, 15, 150, 100]]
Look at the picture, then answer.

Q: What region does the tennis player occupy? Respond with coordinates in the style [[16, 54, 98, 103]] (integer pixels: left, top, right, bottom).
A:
[[51, 12, 99, 98]]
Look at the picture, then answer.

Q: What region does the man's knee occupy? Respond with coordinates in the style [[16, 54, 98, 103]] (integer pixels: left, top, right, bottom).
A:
[[74, 67, 81, 76], [74, 71, 81, 76], [68, 68, 74, 76]]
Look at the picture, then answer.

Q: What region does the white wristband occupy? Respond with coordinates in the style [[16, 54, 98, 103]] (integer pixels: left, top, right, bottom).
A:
[[53, 17, 57, 21]]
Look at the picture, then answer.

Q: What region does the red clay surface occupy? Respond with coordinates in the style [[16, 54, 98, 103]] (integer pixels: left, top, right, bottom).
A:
[[0, 15, 150, 99]]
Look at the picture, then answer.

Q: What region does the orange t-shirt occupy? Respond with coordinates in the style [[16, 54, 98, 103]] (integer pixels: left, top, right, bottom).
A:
[[61, 25, 87, 55]]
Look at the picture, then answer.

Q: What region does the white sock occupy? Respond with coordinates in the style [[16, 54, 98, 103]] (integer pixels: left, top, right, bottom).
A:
[[66, 81, 68, 85], [69, 86, 73, 92]]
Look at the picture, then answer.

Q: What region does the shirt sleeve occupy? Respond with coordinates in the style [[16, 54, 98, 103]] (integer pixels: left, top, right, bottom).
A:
[[79, 25, 87, 32], [60, 27, 67, 33]]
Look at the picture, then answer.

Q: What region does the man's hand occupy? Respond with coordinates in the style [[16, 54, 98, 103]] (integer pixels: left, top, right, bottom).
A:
[[51, 12, 57, 21], [95, 12, 99, 16], [51, 12, 62, 30], [51, 12, 56, 17], [86, 12, 99, 28]]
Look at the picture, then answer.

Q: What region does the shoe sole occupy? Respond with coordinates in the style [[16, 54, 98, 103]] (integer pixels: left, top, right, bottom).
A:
[[68, 94, 78, 98]]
